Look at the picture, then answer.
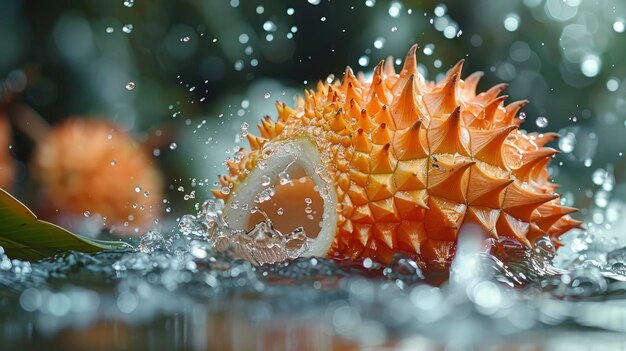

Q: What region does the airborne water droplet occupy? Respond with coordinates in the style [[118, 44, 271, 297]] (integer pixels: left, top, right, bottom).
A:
[[264, 92, 271, 99], [123, 0, 134, 7], [122, 24, 134, 33], [125, 82, 136, 90], [181, 36, 190, 42], [536, 116, 548, 128], [169, 142, 177, 150]]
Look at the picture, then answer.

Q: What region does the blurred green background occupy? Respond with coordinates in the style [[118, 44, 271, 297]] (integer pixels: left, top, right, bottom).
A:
[[1, 0, 625, 235]]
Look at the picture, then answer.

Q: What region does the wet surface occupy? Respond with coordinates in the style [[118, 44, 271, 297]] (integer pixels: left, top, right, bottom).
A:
[[2, 203, 626, 350]]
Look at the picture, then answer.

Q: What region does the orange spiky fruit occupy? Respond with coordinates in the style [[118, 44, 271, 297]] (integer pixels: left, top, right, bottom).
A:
[[32, 118, 163, 236], [213, 45, 581, 267]]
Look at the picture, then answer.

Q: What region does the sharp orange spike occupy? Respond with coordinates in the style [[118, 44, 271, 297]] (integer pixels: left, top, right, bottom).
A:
[[502, 182, 559, 222], [473, 83, 509, 106], [503, 100, 529, 125], [466, 165, 514, 208], [482, 95, 508, 124], [465, 206, 500, 239], [424, 73, 459, 116], [373, 105, 395, 129], [365, 173, 395, 201], [400, 44, 419, 76], [391, 75, 426, 129], [533, 203, 578, 232], [423, 197, 467, 242], [342, 66, 361, 91], [428, 155, 475, 204], [534, 132, 559, 147], [384, 56, 396, 76], [348, 98, 362, 120], [366, 92, 384, 115], [513, 148, 558, 181], [372, 123, 392, 144], [427, 107, 471, 156], [496, 213, 531, 247], [470, 125, 517, 169], [370, 61, 390, 105], [345, 82, 362, 106], [461, 71, 484, 99], [397, 221, 427, 253], [392, 119, 428, 160], [370, 198, 400, 223], [353, 128, 372, 153], [330, 109, 350, 132], [394, 158, 428, 191], [246, 134, 266, 151], [548, 216, 583, 237], [357, 108, 375, 132], [370, 143, 395, 173]]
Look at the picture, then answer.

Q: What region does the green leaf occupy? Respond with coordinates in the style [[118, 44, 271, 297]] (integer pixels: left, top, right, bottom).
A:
[[0, 188, 133, 261]]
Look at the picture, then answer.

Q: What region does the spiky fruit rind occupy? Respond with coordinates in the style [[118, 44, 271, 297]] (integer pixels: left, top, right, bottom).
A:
[[215, 45, 581, 266]]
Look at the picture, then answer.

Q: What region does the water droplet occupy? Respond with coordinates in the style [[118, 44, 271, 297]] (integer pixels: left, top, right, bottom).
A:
[[169, 142, 177, 150], [221, 187, 230, 195], [363, 258, 373, 268], [110, 159, 117, 166], [263, 20, 277, 32], [307, 0, 321, 5], [559, 132, 576, 153], [105, 27, 114, 33], [358, 55, 370, 67], [607, 78, 620, 92], [180, 36, 190, 42], [83, 211, 91, 217], [135, 185, 142, 193], [286, 8, 295, 15], [592, 169, 606, 185], [234, 60, 244, 71], [261, 175, 271, 186], [123, 0, 134, 7], [373, 37, 385, 50], [238, 33, 249, 44], [504, 13, 520, 32], [536, 116, 548, 128], [391, 26, 398, 32], [518, 112, 526, 120], [277, 208, 284, 215], [388, 1, 402, 17], [581, 54, 602, 77], [365, 0, 376, 7], [423, 43, 435, 55], [264, 92, 271, 99], [434, 4, 447, 17], [125, 82, 136, 90], [614, 19, 625, 33], [122, 24, 134, 33]]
